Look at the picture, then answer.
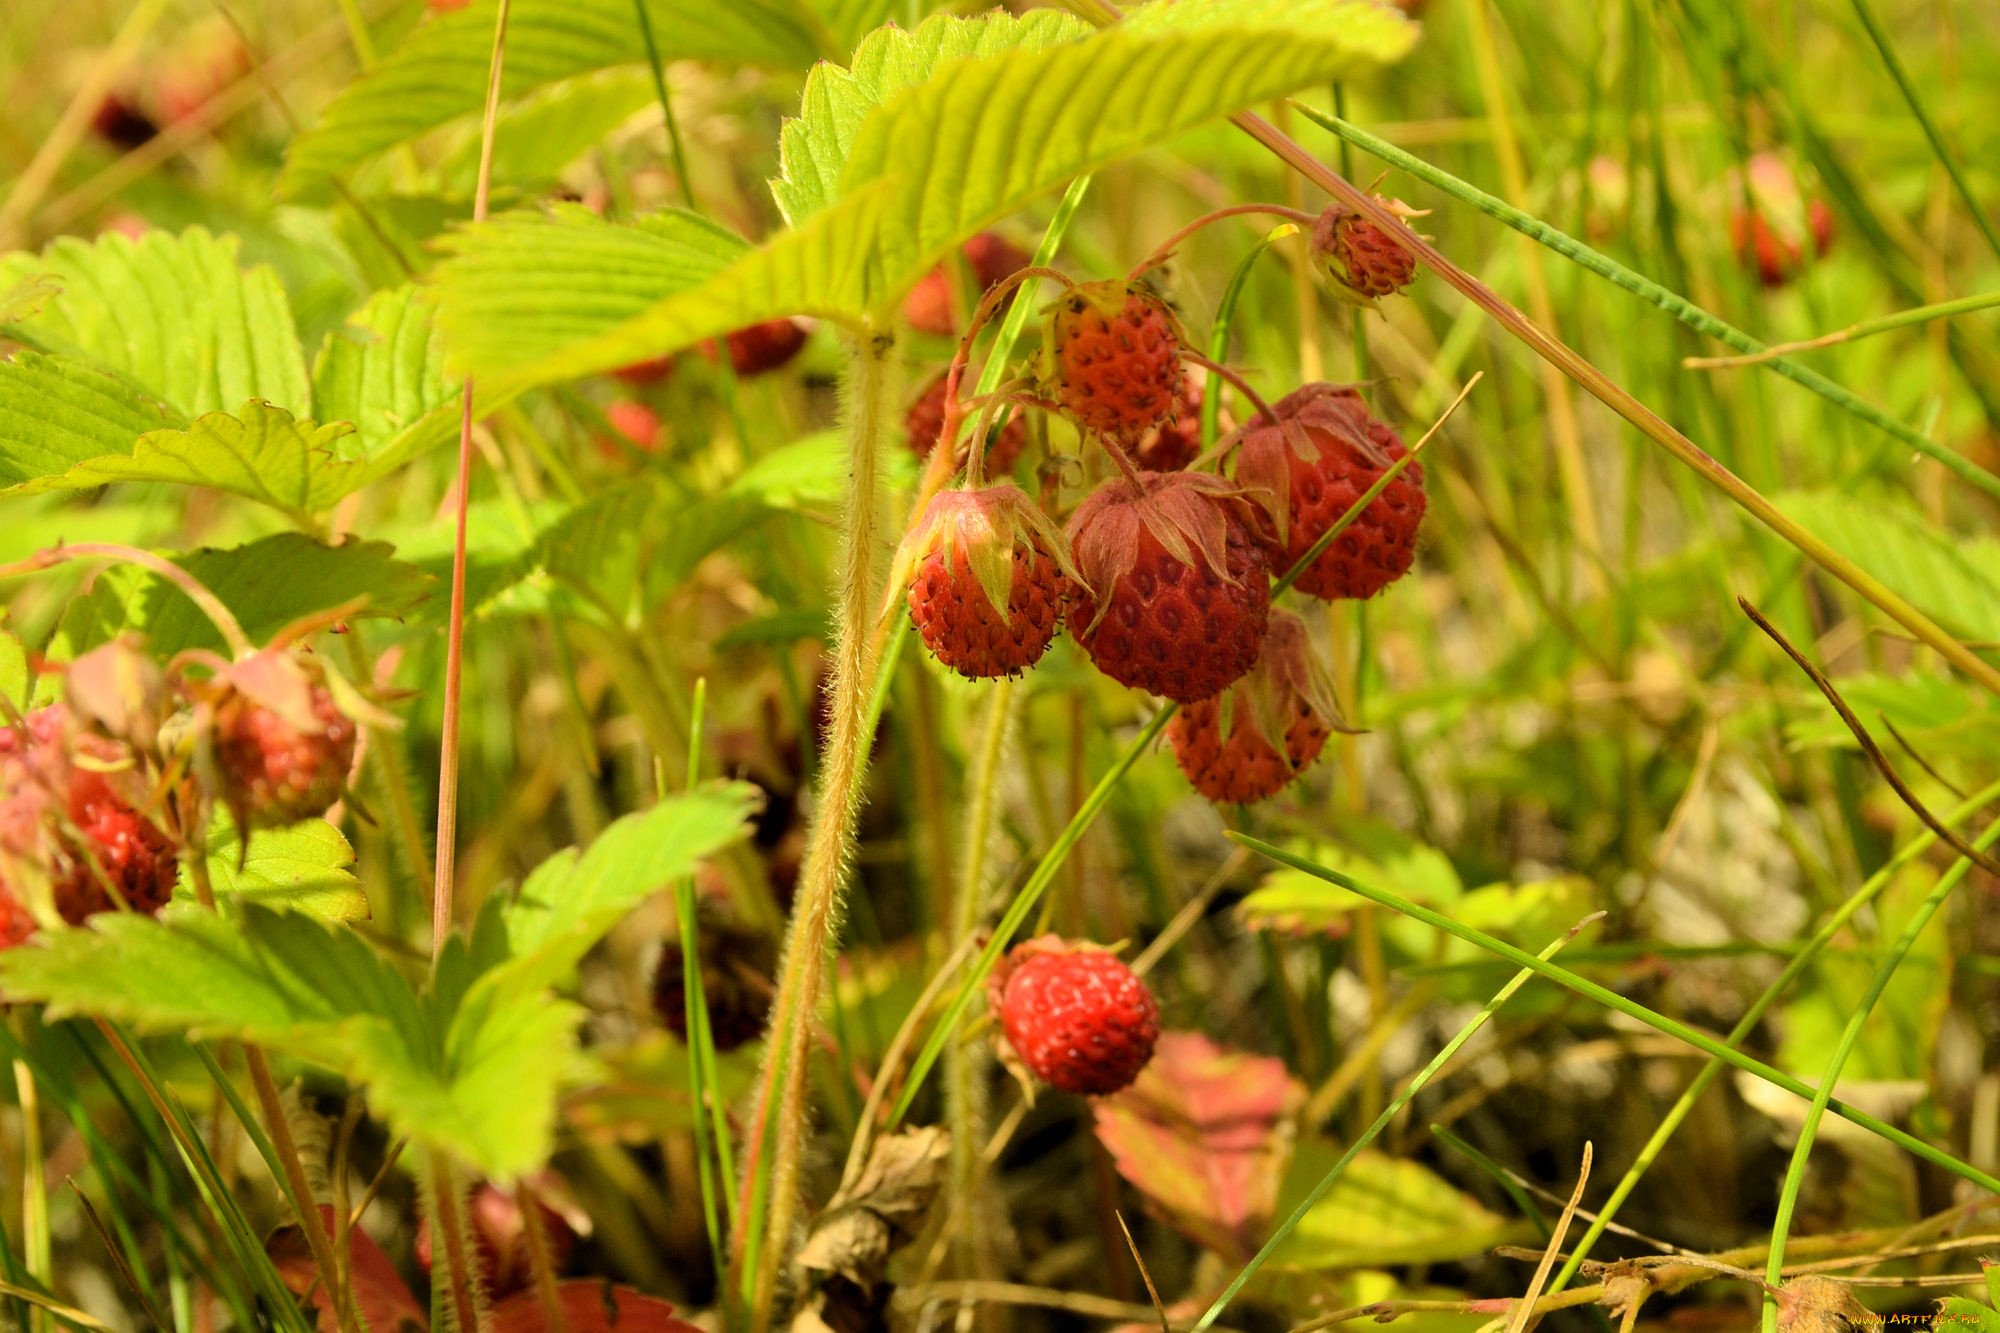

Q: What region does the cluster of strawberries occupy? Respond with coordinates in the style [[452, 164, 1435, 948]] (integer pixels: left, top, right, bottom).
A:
[[0, 633, 361, 941], [899, 199, 1428, 809]]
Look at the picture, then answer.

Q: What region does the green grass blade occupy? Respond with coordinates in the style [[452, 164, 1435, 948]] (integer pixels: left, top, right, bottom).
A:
[[1292, 104, 2000, 506], [1227, 832, 2000, 1196], [1193, 916, 1593, 1330]]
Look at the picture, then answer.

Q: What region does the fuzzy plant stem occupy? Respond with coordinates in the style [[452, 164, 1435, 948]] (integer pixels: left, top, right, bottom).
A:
[[737, 328, 899, 1333]]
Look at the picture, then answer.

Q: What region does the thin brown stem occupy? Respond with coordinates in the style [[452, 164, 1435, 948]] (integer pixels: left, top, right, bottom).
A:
[[432, 0, 513, 951], [2, 545, 252, 657], [1180, 349, 1275, 424], [1739, 597, 2000, 878], [1127, 202, 1316, 280]]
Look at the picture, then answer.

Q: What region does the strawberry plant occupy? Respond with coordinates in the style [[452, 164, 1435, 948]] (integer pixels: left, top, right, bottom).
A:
[[3, 1, 2000, 1331]]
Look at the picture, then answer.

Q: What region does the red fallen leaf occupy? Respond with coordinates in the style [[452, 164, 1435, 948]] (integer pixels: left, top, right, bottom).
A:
[[1091, 1031, 1304, 1260], [488, 1281, 702, 1332], [268, 1204, 426, 1332]]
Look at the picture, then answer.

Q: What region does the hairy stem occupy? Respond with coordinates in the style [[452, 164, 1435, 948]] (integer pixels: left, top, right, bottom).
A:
[[737, 328, 899, 1332]]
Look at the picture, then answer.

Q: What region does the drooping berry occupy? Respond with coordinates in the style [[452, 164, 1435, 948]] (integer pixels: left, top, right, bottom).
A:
[[991, 936, 1159, 1096], [1730, 153, 1834, 287], [601, 400, 661, 456], [1065, 471, 1271, 703], [904, 231, 1032, 337], [1042, 280, 1186, 441], [651, 910, 778, 1052], [707, 318, 809, 376], [0, 706, 178, 928], [1312, 198, 1421, 304], [898, 485, 1077, 679], [90, 93, 158, 151], [903, 371, 1028, 473], [1232, 383, 1425, 601], [1167, 611, 1340, 804], [1131, 369, 1217, 472], [200, 652, 358, 830]]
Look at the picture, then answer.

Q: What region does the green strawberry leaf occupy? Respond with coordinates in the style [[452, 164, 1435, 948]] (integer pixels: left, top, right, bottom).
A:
[[1780, 489, 2000, 641], [0, 229, 309, 418], [179, 813, 368, 924], [280, 0, 823, 200], [44, 533, 432, 666], [311, 284, 456, 475], [1268, 1142, 1526, 1271], [0, 351, 189, 488], [4, 402, 361, 525], [772, 9, 1090, 224], [426, 0, 1416, 389]]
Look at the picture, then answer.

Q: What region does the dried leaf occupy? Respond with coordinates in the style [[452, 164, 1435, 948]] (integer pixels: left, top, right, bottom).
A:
[[1091, 1031, 1303, 1260], [796, 1125, 950, 1288]]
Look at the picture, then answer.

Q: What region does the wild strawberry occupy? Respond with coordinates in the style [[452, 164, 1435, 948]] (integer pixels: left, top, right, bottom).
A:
[[602, 400, 661, 456], [707, 318, 809, 377], [416, 1183, 576, 1298], [199, 651, 358, 830], [1167, 612, 1339, 803], [1730, 153, 1833, 287], [991, 936, 1159, 1096], [1042, 280, 1186, 440], [611, 355, 674, 386], [1131, 369, 1217, 472], [652, 910, 777, 1052], [1065, 471, 1271, 703], [897, 485, 1077, 679], [903, 371, 1027, 473], [1232, 383, 1425, 601], [1312, 198, 1421, 304], [0, 706, 177, 927], [90, 93, 157, 151], [904, 232, 1032, 337]]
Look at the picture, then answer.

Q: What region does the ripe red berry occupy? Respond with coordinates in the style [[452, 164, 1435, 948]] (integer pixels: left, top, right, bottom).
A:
[[904, 232, 1033, 337], [0, 706, 177, 928], [602, 400, 661, 456], [1042, 280, 1185, 440], [1065, 471, 1271, 703], [903, 371, 1027, 473], [992, 937, 1159, 1096], [204, 652, 358, 829], [1312, 198, 1420, 304], [1729, 153, 1834, 287], [1232, 384, 1425, 601], [705, 318, 809, 377], [1167, 611, 1339, 804], [899, 485, 1076, 679]]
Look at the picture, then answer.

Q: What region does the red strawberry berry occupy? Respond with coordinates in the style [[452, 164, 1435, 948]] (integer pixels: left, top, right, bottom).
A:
[[1232, 384, 1425, 601], [1065, 471, 1271, 703], [611, 355, 674, 386], [903, 371, 1028, 473], [1167, 611, 1339, 804], [1730, 152, 1834, 287], [0, 706, 177, 928], [1043, 280, 1185, 440], [899, 485, 1076, 679], [904, 232, 1032, 337], [706, 318, 809, 377], [602, 400, 661, 456], [992, 936, 1159, 1096], [205, 653, 358, 829], [1312, 198, 1420, 304]]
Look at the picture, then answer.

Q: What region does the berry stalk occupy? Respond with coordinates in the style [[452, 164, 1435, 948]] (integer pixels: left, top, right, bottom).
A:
[[1125, 202, 1314, 280]]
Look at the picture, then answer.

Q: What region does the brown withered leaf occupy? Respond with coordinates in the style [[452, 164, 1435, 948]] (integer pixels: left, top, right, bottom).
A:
[[1775, 1276, 1870, 1332], [790, 1126, 949, 1332]]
